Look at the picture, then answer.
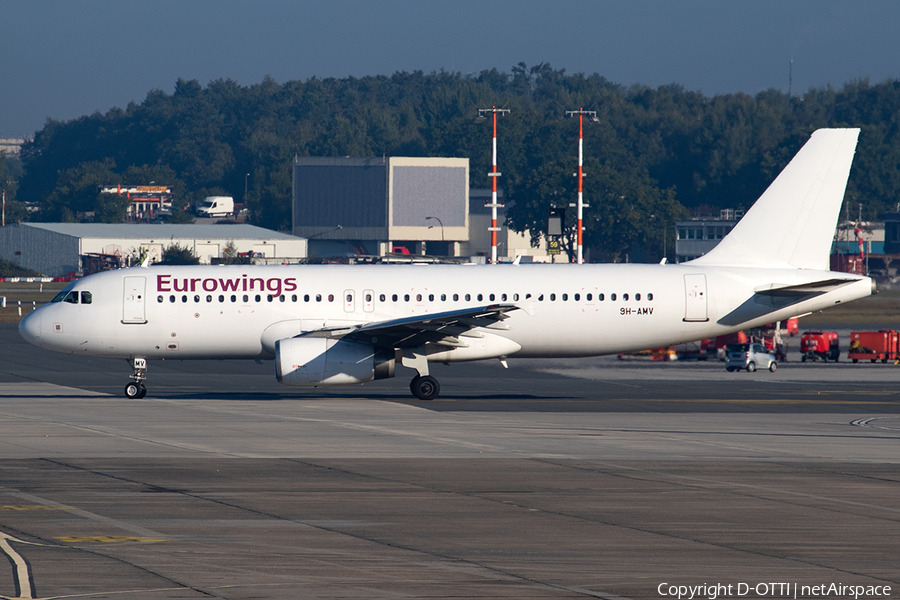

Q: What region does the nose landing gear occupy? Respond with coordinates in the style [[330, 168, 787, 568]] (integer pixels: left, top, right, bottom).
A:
[[125, 357, 147, 399]]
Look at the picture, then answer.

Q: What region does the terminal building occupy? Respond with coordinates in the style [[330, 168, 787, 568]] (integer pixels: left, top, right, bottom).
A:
[[0, 223, 307, 276]]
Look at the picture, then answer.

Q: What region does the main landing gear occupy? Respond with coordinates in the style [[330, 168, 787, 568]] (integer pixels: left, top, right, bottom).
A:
[[402, 351, 440, 400], [410, 375, 440, 401], [124, 357, 147, 399]]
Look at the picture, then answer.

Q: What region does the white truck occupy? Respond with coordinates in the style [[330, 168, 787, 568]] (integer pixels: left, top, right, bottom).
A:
[[194, 196, 234, 218]]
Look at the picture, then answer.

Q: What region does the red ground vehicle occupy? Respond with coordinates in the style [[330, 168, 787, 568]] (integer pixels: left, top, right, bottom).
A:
[[710, 331, 749, 360], [800, 331, 840, 362], [848, 330, 899, 363], [762, 317, 799, 337]]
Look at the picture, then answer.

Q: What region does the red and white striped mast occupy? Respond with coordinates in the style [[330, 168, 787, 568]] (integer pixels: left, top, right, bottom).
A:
[[477, 106, 509, 263], [566, 108, 597, 264]]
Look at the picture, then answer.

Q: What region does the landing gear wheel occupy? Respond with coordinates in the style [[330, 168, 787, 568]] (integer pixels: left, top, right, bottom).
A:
[[125, 357, 148, 399], [410, 375, 440, 400], [125, 382, 145, 399]]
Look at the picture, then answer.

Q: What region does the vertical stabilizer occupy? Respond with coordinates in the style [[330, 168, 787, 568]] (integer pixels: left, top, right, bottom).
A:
[[691, 128, 859, 270]]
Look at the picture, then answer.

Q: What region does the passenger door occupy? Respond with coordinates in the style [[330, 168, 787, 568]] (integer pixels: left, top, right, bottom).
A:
[[122, 276, 148, 324], [683, 274, 709, 322]]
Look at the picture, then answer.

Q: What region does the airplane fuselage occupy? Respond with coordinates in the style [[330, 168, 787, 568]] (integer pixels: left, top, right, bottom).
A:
[[21, 263, 872, 362]]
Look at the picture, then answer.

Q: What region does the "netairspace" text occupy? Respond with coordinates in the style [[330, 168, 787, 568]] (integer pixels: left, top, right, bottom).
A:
[[657, 583, 891, 599]]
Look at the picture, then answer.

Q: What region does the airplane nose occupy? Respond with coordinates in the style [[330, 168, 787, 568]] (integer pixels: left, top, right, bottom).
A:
[[18, 309, 42, 347]]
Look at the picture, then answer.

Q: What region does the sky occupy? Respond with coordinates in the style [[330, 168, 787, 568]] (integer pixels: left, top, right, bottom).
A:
[[3, 0, 900, 138]]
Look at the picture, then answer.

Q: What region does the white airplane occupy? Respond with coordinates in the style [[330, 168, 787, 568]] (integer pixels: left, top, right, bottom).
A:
[[19, 128, 873, 400]]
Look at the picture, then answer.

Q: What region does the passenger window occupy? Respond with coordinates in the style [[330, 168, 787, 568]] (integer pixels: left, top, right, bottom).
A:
[[440, 294, 446, 301], [379, 294, 386, 302], [623, 293, 629, 301], [392, 294, 398, 302], [550, 293, 556, 301], [599, 294, 605, 301], [230, 295, 237, 303], [291, 295, 297, 302], [587, 293, 592, 301], [316, 294, 322, 302], [574, 293, 580, 301], [416, 294, 422, 301], [347, 294, 353, 303], [562, 294, 568, 301], [242, 295, 249, 303], [365, 293, 372, 302], [489, 293, 495, 301], [465, 294, 471, 301], [611, 294, 617, 301], [206, 295, 213, 302], [328, 294, 334, 302], [182, 295, 188, 303], [501, 293, 507, 301], [255, 294, 261, 302], [219, 295, 225, 302], [170, 295, 176, 303], [648, 293, 654, 301], [157, 295, 164, 303], [304, 294, 310, 302], [525, 293, 531, 299], [453, 294, 459, 301], [404, 294, 410, 302], [429, 294, 434, 301], [81, 291, 92, 304], [513, 293, 519, 301], [538, 294, 544, 301], [636, 293, 641, 301], [194, 295, 201, 303]]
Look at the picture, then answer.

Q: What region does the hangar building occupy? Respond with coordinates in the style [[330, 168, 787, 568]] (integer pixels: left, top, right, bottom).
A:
[[0, 223, 307, 276]]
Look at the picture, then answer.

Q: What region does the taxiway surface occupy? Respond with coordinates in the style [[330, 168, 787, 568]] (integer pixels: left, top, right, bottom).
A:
[[0, 324, 898, 599]]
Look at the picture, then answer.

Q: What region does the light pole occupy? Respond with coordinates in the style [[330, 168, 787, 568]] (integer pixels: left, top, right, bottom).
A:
[[425, 216, 444, 241], [566, 108, 598, 264], [476, 106, 509, 263]]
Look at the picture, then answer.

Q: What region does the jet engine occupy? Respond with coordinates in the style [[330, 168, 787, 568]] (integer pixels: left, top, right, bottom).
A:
[[275, 337, 395, 386]]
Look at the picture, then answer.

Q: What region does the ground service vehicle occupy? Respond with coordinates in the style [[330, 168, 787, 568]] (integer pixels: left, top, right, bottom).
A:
[[725, 343, 777, 372], [848, 330, 899, 363], [194, 196, 234, 217], [800, 331, 840, 362]]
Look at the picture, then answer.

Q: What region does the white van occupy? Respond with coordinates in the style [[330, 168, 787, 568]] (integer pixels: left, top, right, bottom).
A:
[[195, 196, 234, 218]]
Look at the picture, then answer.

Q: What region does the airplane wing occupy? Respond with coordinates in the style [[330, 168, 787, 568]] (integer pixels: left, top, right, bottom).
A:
[[299, 304, 520, 349]]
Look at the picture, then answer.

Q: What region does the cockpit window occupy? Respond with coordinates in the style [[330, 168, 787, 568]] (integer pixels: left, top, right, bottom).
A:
[[51, 288, 92, 304]]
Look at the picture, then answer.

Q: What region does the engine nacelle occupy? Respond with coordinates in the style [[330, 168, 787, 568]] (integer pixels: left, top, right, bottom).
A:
[[275, 337, 395, 386]]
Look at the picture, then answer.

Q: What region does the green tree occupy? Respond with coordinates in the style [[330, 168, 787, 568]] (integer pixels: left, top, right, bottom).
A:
[[158, 243, 200, 265]]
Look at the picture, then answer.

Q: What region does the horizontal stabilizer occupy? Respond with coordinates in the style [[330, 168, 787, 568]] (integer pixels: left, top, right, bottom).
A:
[[691, 128, 859, 270], [753, 278, 860, 297]]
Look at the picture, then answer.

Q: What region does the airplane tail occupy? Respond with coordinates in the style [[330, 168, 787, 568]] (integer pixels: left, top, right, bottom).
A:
[[690, 128, 860, 270]]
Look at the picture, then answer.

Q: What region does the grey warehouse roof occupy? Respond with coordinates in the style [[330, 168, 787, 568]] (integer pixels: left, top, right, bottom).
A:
[[20, 223, 302, 240]]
